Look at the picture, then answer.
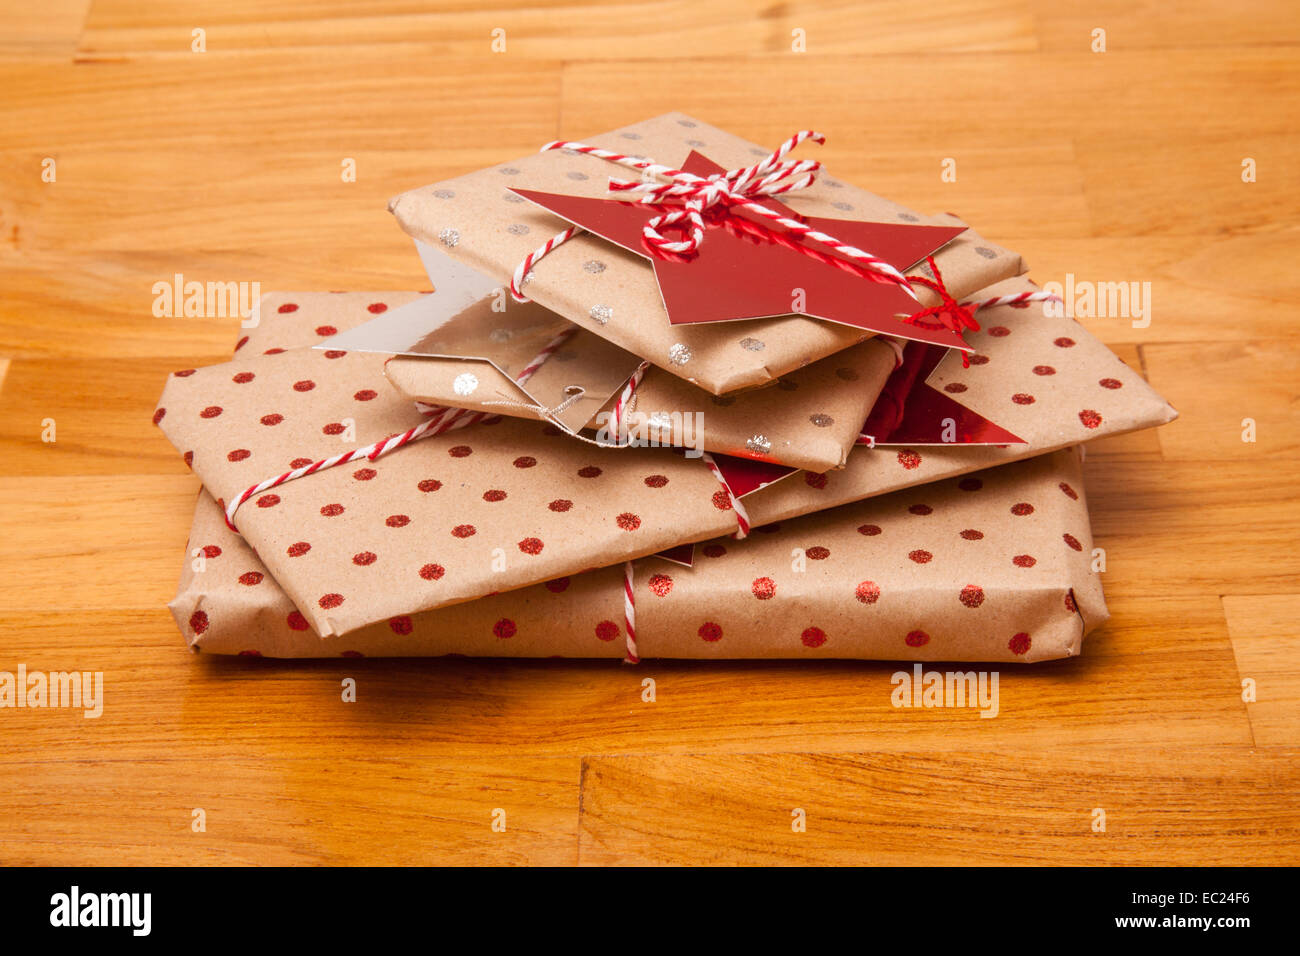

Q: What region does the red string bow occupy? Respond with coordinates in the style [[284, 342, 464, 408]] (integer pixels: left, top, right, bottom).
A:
[[904, 256, 980, 367]]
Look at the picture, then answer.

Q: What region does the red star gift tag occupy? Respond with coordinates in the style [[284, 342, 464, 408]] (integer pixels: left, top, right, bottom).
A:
[[863, 341, 1026, 446], [512, 151, 972, 351]]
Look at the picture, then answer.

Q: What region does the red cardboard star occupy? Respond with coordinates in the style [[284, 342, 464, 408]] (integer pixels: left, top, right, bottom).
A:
[[512, 151, 972, 350], [700, 342, 1024, 505], [863, 342, 1026, 445]]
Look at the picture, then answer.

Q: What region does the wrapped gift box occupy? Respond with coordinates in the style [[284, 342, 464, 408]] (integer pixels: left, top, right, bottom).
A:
[[381, 325, 899, 473], [387, 112, 1028, 395], [153, 275, 1174, 638], [173, 448, 1105, 663], [319, 244, 899, 472]]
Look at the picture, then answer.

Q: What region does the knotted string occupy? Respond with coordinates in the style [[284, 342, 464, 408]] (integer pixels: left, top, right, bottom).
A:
[[508, 131, 1059, 361], [476, 359, 649, 450], [906, 257, 979, 332], [509, 131, 917, 304], [907, 259, 1060, 369]]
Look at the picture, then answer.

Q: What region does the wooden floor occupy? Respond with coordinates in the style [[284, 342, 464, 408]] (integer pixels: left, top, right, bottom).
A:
[[1, 1, 1298, 865]]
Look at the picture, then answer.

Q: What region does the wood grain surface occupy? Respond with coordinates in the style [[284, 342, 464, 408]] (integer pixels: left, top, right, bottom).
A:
[[1, 0, 1297, 866]]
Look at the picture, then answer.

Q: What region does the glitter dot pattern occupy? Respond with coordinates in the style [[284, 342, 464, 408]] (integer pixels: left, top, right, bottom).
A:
[[916, 284, 1150, 442], [163, 277, 1106, 656], [164, 292, 739, 637]]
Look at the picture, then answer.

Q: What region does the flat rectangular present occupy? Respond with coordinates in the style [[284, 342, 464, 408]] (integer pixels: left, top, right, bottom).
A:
[[347, 248, 1034, 471], [172, 448, 1105, 663], [319, 259, 898, 472], [378, 324, 899, 474], [387, 112, 1028, 395], [153, 274, 1174, 639]]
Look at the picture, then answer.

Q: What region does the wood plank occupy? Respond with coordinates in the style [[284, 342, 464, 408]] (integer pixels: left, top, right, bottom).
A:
[[1012, 233, 1300, 346], [0, 359, 201, 474], [0, 0, 90, 59], [77, 0, 1037, 58], [0, 756, 578, 865], [560, 50, 1300, 237], [0, 57, 562, 153], [0, 595, 1250, 763], [0, 250, 419, 360], [1144, 341, 1300, 460], [1085, 458, 1300, 596], [578, 749, 1300, 865], [1032, 0, 1300, 51], [1222, 594, 1300, 747], [0, 477, 196, 612], [0, 54, 562, 358]]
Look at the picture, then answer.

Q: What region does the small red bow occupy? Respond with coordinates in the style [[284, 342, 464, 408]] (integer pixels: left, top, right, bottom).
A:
[[903, 256, 980, 366]]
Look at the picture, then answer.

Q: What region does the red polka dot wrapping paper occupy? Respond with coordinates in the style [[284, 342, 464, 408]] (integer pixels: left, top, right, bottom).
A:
[[154, 280, 1174, 640], [387, 112, 1026, 396], [172, 447, 1103, 662]]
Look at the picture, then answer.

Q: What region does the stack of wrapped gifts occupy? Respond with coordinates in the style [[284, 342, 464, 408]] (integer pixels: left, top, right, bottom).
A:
[[154, 114, 1176, 663]]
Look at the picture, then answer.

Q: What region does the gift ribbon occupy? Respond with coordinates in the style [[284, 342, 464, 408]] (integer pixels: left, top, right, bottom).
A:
[[221, 328, 578, 530], [610, 361, 649, 441], [622, 561, 638, 664], [620, 453, 752, 663], [508, 131, 1060, 352], [902, 256, 1056, 368], [221, 339, 751, 544], [700, 452, 752, 538], [509, 130, 917, 305]]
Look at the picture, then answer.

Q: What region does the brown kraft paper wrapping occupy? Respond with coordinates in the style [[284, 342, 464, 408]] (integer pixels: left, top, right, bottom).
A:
[[173, 448, 1105, 663], [247, 290, 894, 474], [384, 330, 898, 473], [153, 275, 1174, 638], [313, 275, 895, 472], [388, 112, 1026, 395]]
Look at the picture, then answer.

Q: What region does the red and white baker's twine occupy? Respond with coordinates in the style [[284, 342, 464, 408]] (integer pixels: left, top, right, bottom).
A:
[[510, 130, 918, 305], [509, 131, 1061, 356], [222, 341, 750, 543], [906, 255, 1055, 362], [622, 562, 638, 663], [619, 451, 751, 662], [701, 452, 751, 538], [610, 360, 649, 440], [222, 328, 577, 531]]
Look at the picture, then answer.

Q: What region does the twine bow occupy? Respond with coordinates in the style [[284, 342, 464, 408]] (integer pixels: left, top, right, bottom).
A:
[[905, 256, 981, 337], [510, 131, 916, 303], [604, 130, 830, 258], [510, 130, 1062, 362], [906, 258, 1064, 369]]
